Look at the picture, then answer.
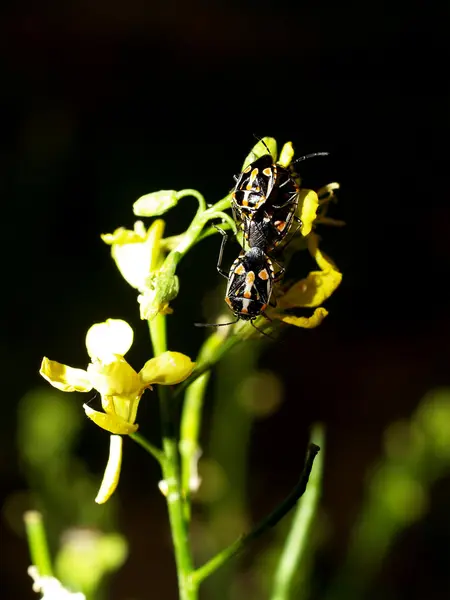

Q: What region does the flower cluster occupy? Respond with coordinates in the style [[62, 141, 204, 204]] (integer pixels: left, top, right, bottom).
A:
[[40, 319, 194, 502], [39, 137, 342, 502], [98, 138, 342, 332]]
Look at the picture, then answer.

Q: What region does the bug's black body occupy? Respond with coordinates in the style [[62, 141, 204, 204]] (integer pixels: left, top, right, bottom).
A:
[[244, 168, 300, 251], [224, 247, 275, 320], [232, 154, 300, 251], [232, 154, 278, 219]]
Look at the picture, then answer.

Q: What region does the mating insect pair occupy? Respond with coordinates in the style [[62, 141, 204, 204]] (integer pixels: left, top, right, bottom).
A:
[[197, 144, 328, 332]]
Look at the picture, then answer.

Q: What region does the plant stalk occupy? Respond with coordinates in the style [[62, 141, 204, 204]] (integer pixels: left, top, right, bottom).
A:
[[149, 314, 196, 600]]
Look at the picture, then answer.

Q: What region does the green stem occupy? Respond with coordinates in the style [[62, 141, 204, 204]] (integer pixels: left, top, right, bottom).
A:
[[174, 333, 241, 400], [176, 189, 207, 213], [192, 443, 320, 586], [149, 314, 196, 600], [203, 340, 260, 599], [129, 432, 166, 467], [270, 424, 325, 600], [23, 511, 53, 576], [165, 194, 233, 261], [204, 211, 236, 232], [179, 330, 228, 519]]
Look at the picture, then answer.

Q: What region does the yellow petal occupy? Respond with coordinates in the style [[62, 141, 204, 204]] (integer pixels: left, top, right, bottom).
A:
[[317, 182, 340, 201], [95, 434, 123, 504], [101, 220, 165, 291], [279, 307, 328, 329], [39, 358, 92, 393], [140, 351, 195, 386], [146, 218, 166, 272], [83, 404, 138, 434], [101, 393, 138, 423], [101, 221, 147, 245], [278, 142, 294, 167], [278, 269, 342, 309], [297, 189, 319, 236], [86, 319, 134, 361], [241, 137, 277, 170], [279, 235, 342, 309], [87, 357, 141, 396]]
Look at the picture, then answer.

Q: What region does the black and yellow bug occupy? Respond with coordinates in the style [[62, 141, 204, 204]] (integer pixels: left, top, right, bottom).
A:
[[242, 165, 300, 252], [216, 229, 284, 323], [222, 247, 275, 320], [232, 147, 328, 251], [195, 142, 328, 332], [232, 154, 279, 219], [195, 229, 283, 330]]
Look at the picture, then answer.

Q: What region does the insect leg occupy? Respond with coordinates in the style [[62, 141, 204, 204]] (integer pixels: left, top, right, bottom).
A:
[[215, 226, 230, 279]]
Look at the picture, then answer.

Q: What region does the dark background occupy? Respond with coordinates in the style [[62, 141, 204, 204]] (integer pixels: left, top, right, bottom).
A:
[[1, 1, 449, 599]]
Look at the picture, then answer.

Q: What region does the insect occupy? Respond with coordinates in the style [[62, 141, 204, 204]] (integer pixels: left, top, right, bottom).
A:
[[222, 247, 275, 320], [232, 154, 279, 219], [240, 165, 301, 251], [195, 230, 284, 332], [232, 145, 328, 250]]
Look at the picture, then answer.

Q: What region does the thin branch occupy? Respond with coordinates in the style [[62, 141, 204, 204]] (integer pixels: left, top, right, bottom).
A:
[[23, 511, 53, 576], [191, 443, 320, 586], [271, 424, 325, 600], [129, 432, 166, 467]]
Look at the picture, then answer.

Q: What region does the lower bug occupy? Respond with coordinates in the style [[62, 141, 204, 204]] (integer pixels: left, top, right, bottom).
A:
[[222, 247, 275, 320], [195, 230, 284, 333]]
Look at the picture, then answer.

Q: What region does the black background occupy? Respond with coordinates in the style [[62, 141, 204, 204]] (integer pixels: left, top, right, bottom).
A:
[[1, 1, 449, 598]]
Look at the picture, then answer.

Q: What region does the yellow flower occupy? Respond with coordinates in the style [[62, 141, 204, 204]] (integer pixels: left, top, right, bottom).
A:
[[277, 141, 295, 168], [101, 219, 165, 292], [40, 318, 194, 434], [268, 233, 342, 329], [40, 319, 195, 503], [297, 189, 320, 236], [101, 220, 179, 320], [295, 181, 342, 237]]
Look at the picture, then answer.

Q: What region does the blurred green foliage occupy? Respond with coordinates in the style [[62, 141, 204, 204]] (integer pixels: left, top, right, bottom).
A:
[[5, 387, 128, 599]]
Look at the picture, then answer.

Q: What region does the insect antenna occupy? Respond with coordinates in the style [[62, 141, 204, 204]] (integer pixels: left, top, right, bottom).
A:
[[194, 317, 240, 328], [291, 151, 329, 166], [250, 319, 276, 340], [251, 134, 272, 157]]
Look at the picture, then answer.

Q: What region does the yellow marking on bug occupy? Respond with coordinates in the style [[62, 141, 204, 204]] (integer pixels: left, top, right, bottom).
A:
[[258, 269, 269, 280], [235, 263, 245, 275], [244, 165, 252, 173], [263, 167, 272, 177], [225, 296, 233, 308], [243, 270, 256, 300], [246, 271, 255, 285]]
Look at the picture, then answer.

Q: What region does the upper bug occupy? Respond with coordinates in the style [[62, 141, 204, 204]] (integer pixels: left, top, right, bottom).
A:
[[241, 164, 301, 252], [232, 154, 279, 221], [232, 145, 328, 250]]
